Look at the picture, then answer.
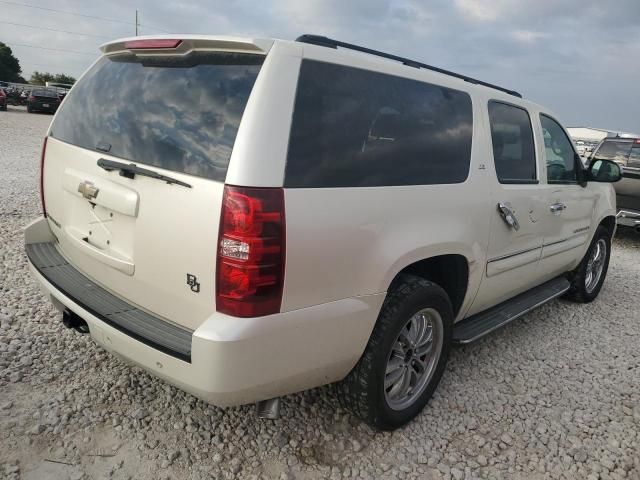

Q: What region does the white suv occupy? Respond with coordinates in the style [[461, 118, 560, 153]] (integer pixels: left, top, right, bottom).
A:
[[25, 34, 622, 430]]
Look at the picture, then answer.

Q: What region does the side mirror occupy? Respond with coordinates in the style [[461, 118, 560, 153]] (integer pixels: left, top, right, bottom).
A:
[[588, 159, 622, 183]]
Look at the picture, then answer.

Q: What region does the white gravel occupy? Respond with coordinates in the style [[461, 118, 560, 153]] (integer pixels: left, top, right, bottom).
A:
[[1, 105, 639, 480]]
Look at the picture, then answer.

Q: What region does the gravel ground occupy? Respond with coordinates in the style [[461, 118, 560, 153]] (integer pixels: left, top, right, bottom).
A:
[[1, 105, 639, 480]]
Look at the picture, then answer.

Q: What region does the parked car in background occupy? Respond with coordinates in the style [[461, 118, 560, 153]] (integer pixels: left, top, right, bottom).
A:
[[590, 137, 640, 230], [25, 34, 622, 430], [0, 88, 7, 111], [27, 88, 61, 114], [575, 140, 588, 156], [5, 87, 26, 106]]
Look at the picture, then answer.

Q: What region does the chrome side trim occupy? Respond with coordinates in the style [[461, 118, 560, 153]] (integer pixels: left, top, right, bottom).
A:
[[488, 245, 541, 263]]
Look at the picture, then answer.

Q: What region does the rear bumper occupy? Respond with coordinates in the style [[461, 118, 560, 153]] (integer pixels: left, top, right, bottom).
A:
[[28, 102, 58, 112], [25, 218, 383, 406]]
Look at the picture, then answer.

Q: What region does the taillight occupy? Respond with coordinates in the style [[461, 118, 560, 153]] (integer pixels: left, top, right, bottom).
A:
[[40, 137, 48, 217], [216, 186, 285, 317], [28, 95, 35, 102]]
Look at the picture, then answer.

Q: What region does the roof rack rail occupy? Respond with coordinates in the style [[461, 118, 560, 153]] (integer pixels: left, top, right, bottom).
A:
[[295, 34, 522, 99]]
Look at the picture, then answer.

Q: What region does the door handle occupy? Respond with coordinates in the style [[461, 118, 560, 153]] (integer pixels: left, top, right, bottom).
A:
[[497, 202, 520, 231], [549, 203, 566, 213]]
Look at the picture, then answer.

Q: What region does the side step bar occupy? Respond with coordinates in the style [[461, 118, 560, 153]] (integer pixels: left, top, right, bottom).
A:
[[453, 276, 570, 344]]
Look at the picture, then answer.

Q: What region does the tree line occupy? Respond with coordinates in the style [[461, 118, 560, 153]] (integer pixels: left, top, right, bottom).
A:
[[0, 42, 76, 85]]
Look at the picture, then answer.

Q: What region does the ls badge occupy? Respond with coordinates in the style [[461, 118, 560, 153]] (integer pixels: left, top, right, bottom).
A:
[[186, 274, 200, 293]]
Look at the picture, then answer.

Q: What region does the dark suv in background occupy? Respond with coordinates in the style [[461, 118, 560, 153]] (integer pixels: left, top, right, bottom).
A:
[[590, 137, 640, 231], [27, 88, 61, 114]]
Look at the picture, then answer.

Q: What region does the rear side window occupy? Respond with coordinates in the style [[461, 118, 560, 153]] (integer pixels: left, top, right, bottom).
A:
[[285, 60, 473, 188], [593, 140, 633, 164], [488, 101, 537, 184], [50, 52, 263, 182]]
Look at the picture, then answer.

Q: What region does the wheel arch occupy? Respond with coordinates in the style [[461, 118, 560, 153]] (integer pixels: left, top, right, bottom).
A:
[[598, 215, 616, 239], [387, 254, 470, 319]]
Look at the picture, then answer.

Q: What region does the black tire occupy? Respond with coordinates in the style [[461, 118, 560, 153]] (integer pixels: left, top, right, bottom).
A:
[[564, 226, 611, 303], [27, 106, 32, 113], [336, 274, 453, 430]]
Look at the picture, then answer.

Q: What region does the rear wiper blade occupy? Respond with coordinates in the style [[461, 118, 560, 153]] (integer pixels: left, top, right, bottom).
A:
[[97, 158, 192, 188]]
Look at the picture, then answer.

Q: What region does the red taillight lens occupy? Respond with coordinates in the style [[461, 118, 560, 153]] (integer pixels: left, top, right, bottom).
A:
[[216, 186, 285, 317], [40, 137, 48, 217], [124, 39, 182, 49], [28, 95, 35, 102]]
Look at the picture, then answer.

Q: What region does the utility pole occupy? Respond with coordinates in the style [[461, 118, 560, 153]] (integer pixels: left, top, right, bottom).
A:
[[135, 9, 139, 36]]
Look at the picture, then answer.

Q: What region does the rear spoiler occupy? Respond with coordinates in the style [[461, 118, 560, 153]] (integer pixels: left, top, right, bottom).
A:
[[100, 35, 274, 56]]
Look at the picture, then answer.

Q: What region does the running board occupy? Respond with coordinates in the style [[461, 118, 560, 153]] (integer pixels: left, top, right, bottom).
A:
[[453, 276, 570, 344]]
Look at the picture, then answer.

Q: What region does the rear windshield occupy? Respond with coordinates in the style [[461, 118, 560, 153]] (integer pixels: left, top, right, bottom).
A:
[[50, 52, 263, 182], [592, 140, 633, 163], [32, 89, 58, 97]]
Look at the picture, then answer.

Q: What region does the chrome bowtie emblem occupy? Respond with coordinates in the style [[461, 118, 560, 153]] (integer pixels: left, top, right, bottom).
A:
[[78, 181, 99, 200]]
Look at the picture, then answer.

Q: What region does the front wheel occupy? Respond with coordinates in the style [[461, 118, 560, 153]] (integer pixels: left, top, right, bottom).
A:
[[565, 226, 612, 303], [337, 275, 453, 430]]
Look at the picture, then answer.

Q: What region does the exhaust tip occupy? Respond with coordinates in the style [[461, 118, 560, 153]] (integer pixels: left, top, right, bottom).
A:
[[256, 397, 281, 420]]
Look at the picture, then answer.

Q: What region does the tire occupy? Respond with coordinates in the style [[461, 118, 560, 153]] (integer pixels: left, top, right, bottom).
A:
[[27, 106, 32, 113], [564, 226, 611, 303], [337, 274, 453, 430]]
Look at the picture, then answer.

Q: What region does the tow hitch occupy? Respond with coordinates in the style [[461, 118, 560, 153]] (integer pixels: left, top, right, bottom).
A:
[[62, 309, 90, 334]]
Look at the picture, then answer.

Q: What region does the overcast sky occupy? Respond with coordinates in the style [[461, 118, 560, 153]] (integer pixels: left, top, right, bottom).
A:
[[3, 0, 639, 133]]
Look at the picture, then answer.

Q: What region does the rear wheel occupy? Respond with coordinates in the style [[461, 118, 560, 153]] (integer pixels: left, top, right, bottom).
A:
[[337, 275, 453, 430], [565, 226, 611, 303], [27, 105, 32, 113]]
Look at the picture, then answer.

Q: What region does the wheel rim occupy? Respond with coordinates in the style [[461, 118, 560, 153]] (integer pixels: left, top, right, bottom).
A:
[[384, 308, 443, 411], [585, 238, 607, 294]]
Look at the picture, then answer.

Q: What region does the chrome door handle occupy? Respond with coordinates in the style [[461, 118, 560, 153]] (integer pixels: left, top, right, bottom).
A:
[[549, 203, 566, 213], [497, 202, 520, 231]]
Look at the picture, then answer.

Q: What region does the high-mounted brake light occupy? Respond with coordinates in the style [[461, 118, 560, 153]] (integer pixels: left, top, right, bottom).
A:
[[40, 137, 48, 217], [124, 39, 182, 49], [216, 186, 285, 317]]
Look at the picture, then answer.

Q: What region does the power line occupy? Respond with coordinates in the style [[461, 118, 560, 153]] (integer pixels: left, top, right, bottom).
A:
[[0, 1, 171, 33], [0, 0, 133, 25], [8, 42, 97, 56], [0, 20, 111, 39], [22, 62, 73, 69]]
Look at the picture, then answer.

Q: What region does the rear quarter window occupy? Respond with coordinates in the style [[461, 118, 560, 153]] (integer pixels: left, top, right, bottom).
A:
[[285, 60, 473, 188], [50, 52, 263, 182]]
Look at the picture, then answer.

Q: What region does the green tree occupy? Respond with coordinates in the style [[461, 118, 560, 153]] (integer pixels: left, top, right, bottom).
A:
[[30, 71, 54, 85], [0, 42, 26, 83], [30, 71, 76, 86], [52, 73, 76, 85]]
